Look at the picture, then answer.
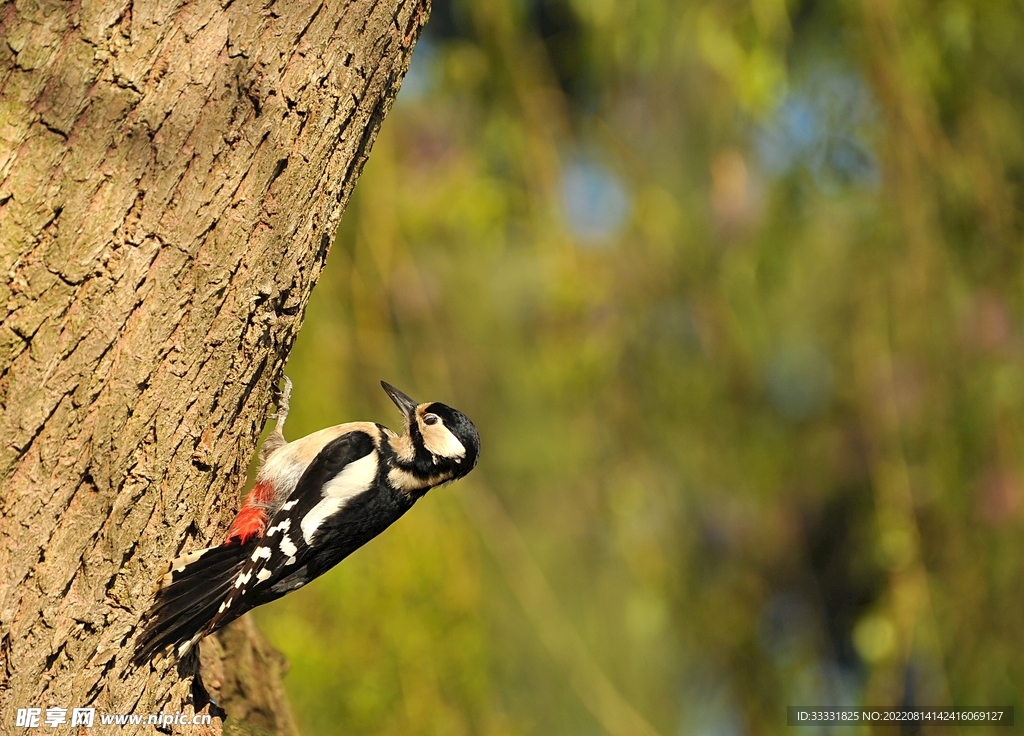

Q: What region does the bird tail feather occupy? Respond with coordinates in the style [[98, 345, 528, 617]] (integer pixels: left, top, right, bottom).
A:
[[132, 542, 252, 666]]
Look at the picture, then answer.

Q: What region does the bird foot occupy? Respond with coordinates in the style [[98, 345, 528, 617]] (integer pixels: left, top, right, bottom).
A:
[[266, 375, 293, 429]]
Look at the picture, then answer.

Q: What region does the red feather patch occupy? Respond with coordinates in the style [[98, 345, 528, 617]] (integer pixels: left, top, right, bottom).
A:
[[225, 480, 275, 545]]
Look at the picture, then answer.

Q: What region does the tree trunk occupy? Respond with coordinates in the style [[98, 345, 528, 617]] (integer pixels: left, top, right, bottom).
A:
[[0, 0, 428, 732]]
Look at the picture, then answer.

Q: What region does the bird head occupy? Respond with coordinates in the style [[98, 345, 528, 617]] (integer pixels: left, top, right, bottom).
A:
[[381, 381, 480, 481]]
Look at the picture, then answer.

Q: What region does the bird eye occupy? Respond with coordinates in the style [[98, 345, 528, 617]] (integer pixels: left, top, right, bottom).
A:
[[424, 414, 439, 426]]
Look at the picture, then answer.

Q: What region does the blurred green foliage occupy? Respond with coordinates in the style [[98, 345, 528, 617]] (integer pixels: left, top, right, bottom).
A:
[[255, 0, 1024, 733]]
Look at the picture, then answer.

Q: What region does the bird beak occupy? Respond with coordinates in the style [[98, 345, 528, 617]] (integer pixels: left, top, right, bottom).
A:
[[381, 381, 419, 422]]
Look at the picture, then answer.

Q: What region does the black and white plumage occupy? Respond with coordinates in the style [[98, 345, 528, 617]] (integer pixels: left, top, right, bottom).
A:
[[132, 380, 480, 666]]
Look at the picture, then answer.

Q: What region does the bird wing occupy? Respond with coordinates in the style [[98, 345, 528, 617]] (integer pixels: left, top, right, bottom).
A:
[[204, 429, 379, 632]]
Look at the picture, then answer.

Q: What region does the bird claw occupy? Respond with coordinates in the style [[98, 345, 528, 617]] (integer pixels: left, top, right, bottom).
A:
[[268, 375, 293, 428], [260, 376, 292, 462], [277, 374, 292, 413]]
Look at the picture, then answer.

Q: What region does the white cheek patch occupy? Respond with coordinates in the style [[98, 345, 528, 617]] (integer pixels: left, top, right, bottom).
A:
[[300, 452, 378, 543], [421, 424, 466, 460]]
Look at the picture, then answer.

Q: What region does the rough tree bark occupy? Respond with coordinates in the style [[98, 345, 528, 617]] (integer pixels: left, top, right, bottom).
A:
[[0, 0, 429, 733]]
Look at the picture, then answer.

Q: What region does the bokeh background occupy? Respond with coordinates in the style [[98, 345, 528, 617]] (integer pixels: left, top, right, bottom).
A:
[[254, 1, 1024, 734]]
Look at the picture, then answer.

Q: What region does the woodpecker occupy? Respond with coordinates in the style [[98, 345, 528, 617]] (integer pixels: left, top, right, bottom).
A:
[[132, 379, 480, 665]]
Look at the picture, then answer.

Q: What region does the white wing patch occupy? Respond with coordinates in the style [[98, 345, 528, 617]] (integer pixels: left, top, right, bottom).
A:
[[279, 535, 298, 557], [266, 519, 291, 536], [300, 452, 378, 544], [256, 423, 380, 503]]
